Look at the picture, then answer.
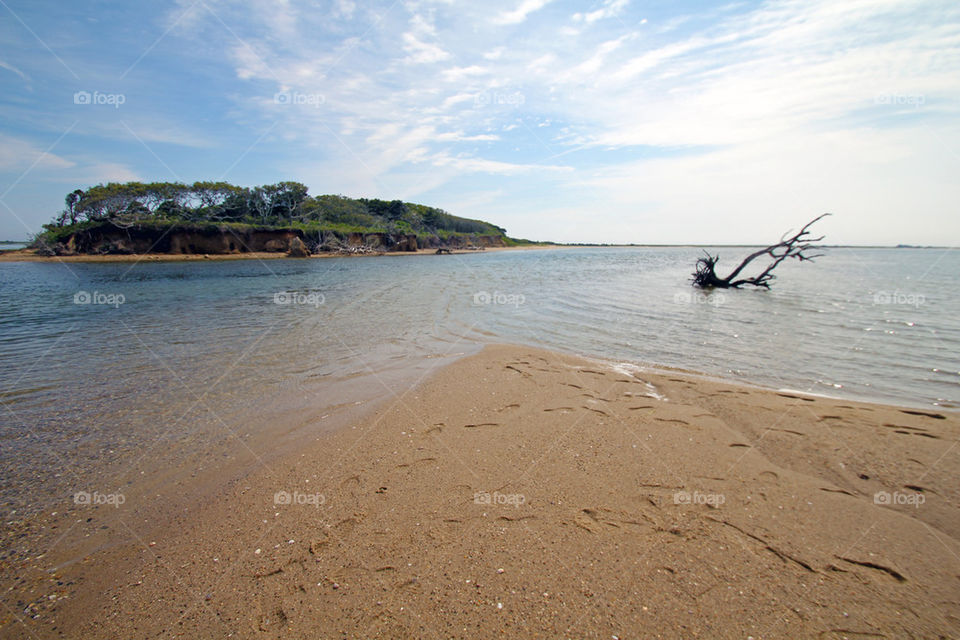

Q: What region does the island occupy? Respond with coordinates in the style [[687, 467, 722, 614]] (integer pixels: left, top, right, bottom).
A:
[[26, 181, 537, 257]]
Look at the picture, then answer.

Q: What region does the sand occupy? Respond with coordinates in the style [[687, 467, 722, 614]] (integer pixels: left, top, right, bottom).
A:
[[2, 344, 959, 638]]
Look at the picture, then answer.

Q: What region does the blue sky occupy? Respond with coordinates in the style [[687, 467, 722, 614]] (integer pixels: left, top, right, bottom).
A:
[[1, 0, 958, 244]]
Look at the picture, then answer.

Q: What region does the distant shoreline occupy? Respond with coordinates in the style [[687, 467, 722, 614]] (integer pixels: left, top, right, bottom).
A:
[[0, 244, 567, 263], [2, 243, 953, 262]]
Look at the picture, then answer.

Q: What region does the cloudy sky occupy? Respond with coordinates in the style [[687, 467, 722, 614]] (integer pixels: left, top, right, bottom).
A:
[[1, 0, 958, 244]]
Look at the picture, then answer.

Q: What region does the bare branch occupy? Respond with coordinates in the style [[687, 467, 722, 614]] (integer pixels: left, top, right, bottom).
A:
[[691, 214, 831, 289]]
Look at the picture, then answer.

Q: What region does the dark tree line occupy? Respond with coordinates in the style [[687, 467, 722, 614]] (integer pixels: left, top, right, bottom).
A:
[[52, 181, 310, 227], [44, 181, 504, 237]]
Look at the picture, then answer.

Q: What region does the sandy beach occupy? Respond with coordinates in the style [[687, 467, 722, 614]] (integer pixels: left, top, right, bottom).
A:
[[2, 344, 958, 638]]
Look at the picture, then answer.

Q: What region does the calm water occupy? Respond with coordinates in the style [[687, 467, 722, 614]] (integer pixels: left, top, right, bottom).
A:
[[1, 247, 958, 515]]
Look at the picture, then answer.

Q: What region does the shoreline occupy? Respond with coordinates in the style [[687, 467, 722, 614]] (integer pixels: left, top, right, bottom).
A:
[[3, 343, 958, 638], [517, 340, 958, 413], [0, 244, 567, 263]]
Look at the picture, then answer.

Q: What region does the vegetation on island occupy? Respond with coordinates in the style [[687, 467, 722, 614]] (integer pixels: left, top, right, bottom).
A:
[[33, 180, 536, 252]]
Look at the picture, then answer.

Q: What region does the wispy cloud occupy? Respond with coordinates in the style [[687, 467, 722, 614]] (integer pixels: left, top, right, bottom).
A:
[[494, 0, 555, 25], [0, 60, 29, 83], [0, 133, 74, 172], [574, 0, 630, 24]]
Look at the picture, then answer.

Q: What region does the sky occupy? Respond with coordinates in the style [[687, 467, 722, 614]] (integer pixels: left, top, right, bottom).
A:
[[1, 0, 958, 245]]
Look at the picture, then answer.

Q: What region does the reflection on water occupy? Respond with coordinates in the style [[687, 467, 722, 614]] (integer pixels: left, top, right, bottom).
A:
[[0, 247, 957, 514]]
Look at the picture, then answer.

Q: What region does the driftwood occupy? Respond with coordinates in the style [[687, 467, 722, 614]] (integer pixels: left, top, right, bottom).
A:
[[692, 214, 830, 289]]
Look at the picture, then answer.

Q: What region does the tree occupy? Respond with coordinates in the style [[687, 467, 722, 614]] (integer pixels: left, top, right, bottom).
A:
[[64, 189, 84, 225], [692, 214, 830, 289], [271, 181, 309, 222], [249, 186, 275, 223]]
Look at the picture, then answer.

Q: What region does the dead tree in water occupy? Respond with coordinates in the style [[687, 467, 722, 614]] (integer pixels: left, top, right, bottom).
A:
[[692, 214, 830, 289]]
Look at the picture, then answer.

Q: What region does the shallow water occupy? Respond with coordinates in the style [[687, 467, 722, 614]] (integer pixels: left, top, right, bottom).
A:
[[0, 247, 957, 515]]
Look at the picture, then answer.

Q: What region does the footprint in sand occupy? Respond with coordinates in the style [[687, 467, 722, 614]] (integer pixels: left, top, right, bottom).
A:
[[582, 406, 609, 416], [573, 509, 608, 533], [497, 515, 536, 523], [881, 423, 925, 431], [837, 556, 907, 582], [819, 487, 857, 497], [900, 409, 946, 420], [396, 457, 437, 468], [578, 369, 609, 377], [505, 365, 531, 377], [777, 393, 816, 402], [335, 514, 364, 535], [764, 427, 804, 436], [903, 484, 936, 495]]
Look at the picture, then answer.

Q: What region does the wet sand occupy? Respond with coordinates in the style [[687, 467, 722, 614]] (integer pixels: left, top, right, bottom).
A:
[[2, 344, 959, 638]]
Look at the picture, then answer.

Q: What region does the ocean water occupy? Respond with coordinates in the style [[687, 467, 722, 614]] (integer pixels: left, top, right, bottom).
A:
[[1, 247, 957, 515]]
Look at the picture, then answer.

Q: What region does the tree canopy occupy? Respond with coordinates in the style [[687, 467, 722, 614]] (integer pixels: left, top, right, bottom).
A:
[[42, 181, 505, 239]]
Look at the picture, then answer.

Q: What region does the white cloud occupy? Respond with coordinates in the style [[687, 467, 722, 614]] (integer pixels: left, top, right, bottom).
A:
[[431, 153, 571, 175], [402, 32, 451, 64], [401, 12, 451, 63], [71, 162, 142, 185], [0, 135, 140, 191], [434, 131, 500, 142], [563, 35, 631, 80], [334, 0, 356, 19], [441, 65, 489, 82], [0, 134, 74, 172], [494, 0, 554, 25], [574, 0, 629, 24], [0, 60, 28, 83]]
